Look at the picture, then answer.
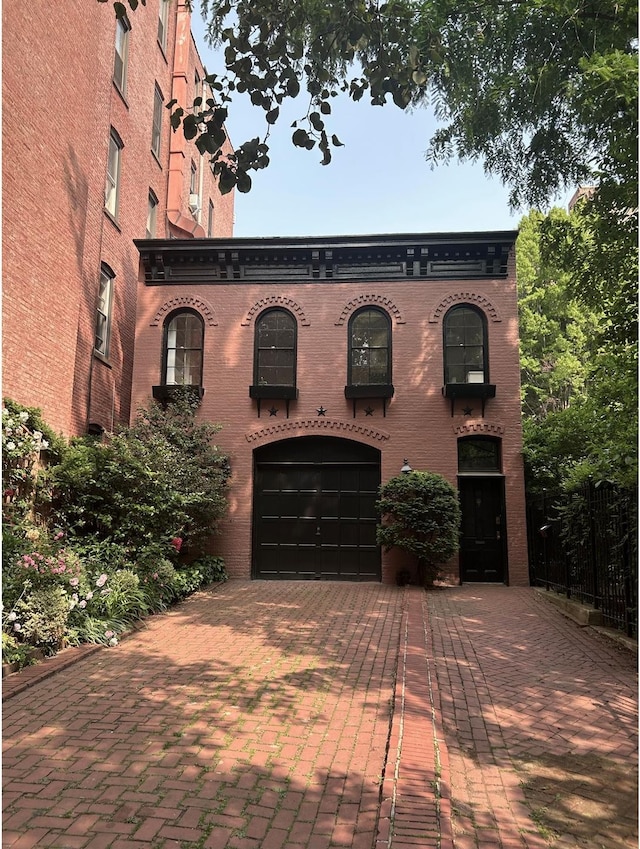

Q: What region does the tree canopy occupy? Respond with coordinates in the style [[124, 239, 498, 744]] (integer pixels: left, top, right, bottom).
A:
[[160, 0, 638, 207], [516, 209, 637, 492]]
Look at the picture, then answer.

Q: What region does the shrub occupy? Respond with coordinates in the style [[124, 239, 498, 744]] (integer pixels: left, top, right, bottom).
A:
[[15, 586, 69, 653], [2, 632, 37, 668], [376, 471, 461, 587], [51, 392, 229, 556], [92, 569, 149, 622]]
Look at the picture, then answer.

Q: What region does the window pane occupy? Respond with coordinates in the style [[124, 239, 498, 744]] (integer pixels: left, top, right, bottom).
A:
[[458, 438, 500, 472], [444, 307, 486, 384], [349, 309, 390, 384], [255, 311, 296, 386], [165, 313, 203, 385]]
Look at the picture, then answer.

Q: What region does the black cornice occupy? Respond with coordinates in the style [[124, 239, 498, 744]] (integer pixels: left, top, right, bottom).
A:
[[135, 230, 518, 285]]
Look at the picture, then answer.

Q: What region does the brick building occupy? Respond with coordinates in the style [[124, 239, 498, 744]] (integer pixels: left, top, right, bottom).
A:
[[132, 232, 529, 586], [2, 0, 234, 436]]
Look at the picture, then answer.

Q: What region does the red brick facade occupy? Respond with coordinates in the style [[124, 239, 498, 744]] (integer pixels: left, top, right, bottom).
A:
[[2, 0, 234, 436], [132, 234, 529, 586]]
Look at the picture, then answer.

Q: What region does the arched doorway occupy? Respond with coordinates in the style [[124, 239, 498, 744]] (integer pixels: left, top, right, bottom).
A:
[[252, 436, 381, 580]]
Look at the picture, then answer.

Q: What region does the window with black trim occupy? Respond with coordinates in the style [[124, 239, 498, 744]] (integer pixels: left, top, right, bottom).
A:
[[95, 265, 115, 357], [105, 129, 123, 218], [348, 307, 391, 386], [163, 310, 204, 386], [113, 14, 130, 95], [254, 309, 297, 388], [152, 85, 163, 158], [458, 437, 501, 472], [443, 305, 488, 384]]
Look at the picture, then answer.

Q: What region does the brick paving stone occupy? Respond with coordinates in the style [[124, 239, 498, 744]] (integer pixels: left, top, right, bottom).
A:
[[3, 582, 638, 849]]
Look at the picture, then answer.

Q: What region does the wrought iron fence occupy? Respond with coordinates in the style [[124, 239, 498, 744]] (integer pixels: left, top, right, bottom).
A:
[[527, 481, 638, 638]]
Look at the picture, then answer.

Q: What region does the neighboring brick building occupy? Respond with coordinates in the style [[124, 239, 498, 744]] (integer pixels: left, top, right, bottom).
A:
[[132, 231, 529, 586], [2, 0, 234, 436]]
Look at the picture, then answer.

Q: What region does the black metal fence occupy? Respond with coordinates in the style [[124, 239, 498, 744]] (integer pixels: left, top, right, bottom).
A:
[[527, 481, 638, 638]]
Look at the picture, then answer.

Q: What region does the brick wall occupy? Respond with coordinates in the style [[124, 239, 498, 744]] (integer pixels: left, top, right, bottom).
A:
[[3, 0, 234, 436], [131, 245, 529, 586]]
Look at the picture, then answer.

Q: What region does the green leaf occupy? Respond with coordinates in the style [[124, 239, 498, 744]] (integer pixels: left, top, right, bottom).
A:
[[266, 106, 280, 124], [331, 134, 344, 147], [292, 128, 310, 147], [182, 114, 198, 141], [236, 170, 252, 193]]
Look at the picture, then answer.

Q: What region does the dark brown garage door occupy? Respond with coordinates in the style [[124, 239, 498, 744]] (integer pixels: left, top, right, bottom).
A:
[[253, 436, 381, 580]]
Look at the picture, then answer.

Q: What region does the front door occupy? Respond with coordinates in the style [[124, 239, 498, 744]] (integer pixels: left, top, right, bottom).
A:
[[458, 476, 506, 582], [253, 436, 381, 580]]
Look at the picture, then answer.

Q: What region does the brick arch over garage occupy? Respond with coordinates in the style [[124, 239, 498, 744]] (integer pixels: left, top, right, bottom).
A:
[[429, 292, 501, 323], [150, 296, 218, 327], [245, 418, 390, 445]]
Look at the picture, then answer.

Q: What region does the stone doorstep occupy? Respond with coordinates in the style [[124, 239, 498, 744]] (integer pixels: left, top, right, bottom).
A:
[[534, 587, 638, 654]]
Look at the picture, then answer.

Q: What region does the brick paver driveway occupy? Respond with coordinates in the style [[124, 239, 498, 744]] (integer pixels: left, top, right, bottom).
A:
[[3, 582, 638, 849], [3, 582, 404, 849]]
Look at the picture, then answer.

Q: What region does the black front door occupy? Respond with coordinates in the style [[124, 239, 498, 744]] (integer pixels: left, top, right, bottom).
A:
[[458, 476, 506, 582], [253, 437, 381, 580]]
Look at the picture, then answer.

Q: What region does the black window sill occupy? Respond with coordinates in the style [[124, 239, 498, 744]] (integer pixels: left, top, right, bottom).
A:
[[443, 383, 496, 399], [344, 384, 394, 399], [443, 383, 496, 417], [152, 385, 204, 405], [249, 385, 299, 400]]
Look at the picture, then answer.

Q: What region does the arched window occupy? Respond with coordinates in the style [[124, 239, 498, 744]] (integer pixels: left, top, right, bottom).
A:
[[254, 309, 297, 388], [458, 437, 501, 472], [348, 308, 391, 386], [163, 310, 204, 386], [443, 305, 488, 385]]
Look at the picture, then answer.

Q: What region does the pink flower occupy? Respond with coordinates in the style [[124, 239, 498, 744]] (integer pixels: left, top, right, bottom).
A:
[[104, 630, 114, 639], [69, 578, 79, 587], [96, 574, 108, 587], [54, 531, 64, 540], [170, 537, 183, 552]]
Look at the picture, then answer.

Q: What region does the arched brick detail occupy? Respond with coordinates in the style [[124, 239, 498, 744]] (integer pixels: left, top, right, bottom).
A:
[[245, 418, 390, 444], [453, 421, 505, 437], [429, 293, 501, 323], [150, 296, 217, 327], [335, 295, 405, 326], [241, 296, 310, 327]]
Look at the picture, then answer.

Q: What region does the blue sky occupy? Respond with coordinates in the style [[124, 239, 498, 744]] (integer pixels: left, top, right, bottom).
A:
[[191, 11, 529, 239]]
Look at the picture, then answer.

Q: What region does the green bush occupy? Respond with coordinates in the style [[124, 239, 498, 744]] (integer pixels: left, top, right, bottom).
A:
[[15, 587, 69, 653], [93, 569, 149, 621], [2, 632, 37, 668], [51, 392, 229, 556], [376, 471, 461, 587]]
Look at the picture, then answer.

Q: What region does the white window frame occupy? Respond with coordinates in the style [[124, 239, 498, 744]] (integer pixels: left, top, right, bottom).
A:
[[146, 191, 158, 238], [113, 15, 130, 95], [105, 129, 123, 218], [157, 0, 169, 50], [152, 84, 163, 158], [95, 265, 115, 357]]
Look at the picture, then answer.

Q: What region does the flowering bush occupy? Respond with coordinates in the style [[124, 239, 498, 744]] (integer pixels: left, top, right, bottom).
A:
[[2, 399, 64, 526], [1, 398, 229, 665]]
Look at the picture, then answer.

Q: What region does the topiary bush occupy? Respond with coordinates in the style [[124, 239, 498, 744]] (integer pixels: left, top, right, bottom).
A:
[[376, 470, 461, 587]]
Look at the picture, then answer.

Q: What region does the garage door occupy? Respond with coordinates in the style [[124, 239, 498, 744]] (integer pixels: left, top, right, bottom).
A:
[[253, 436, 381, 580]]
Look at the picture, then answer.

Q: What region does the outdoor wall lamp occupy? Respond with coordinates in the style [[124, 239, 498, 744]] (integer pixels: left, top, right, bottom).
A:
[[401, 459, 412, 474]]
